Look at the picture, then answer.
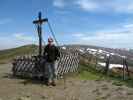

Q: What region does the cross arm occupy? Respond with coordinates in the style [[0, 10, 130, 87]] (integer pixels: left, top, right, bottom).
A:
[[33, 18, 48, 24]]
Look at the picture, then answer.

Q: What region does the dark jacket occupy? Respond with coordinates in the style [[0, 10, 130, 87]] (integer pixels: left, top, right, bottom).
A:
[[43, 44, 60, 62]]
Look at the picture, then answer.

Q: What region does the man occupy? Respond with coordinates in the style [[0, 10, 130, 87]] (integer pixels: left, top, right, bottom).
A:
[[43, 37, 60, 86]]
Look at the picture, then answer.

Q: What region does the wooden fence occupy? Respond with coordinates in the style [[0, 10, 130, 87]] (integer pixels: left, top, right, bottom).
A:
[[12, 51, 79, 79]]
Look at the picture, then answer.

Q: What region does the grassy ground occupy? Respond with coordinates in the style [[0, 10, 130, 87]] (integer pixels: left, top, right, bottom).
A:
[[77, 63, 133, 88], [78, 64, 103, 80], [0, 63, 133, 100]]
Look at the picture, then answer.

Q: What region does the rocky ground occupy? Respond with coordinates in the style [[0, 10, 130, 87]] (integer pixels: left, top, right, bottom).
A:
[[0, 64, 133, 100]]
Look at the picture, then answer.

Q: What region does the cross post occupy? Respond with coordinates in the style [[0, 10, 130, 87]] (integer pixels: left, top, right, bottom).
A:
[[33, 12, 48, 57]]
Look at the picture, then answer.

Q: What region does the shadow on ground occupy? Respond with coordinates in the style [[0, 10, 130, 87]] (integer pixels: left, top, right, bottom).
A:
[[2, 72, 48, 86]]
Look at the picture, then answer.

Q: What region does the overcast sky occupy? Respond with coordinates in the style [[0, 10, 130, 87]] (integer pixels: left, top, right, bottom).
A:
[[0, 0, 133, 50]]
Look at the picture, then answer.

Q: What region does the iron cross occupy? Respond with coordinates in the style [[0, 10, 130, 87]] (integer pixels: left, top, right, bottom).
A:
[[33, 12, 48, 57]]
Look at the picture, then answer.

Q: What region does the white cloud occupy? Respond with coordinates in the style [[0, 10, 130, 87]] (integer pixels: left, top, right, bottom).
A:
[[75, 0, 133, 13], [13, 33, 34, 42], [0, 36, 20, 50], [112, 0, 133, 13], [0, 33, 37, 50], [124, 24, 133, 28], [72, 33, 84, 37], [53, 0, 65, 8], [71, 23, 133, 48], [76, 32, 133, 48], [76, 0, 100, 12], [53, 0, 133, 13]]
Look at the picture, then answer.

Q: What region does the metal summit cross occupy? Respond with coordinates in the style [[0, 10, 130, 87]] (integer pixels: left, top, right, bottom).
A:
[[33, 12, 48, 57]]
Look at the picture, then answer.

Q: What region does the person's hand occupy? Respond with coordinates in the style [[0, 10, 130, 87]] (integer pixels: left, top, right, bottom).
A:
[[56, 57, 60, 61]]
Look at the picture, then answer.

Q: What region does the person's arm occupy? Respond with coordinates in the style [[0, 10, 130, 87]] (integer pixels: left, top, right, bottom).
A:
[[43, 45, 48, 58], [55, 47, 60, 60]]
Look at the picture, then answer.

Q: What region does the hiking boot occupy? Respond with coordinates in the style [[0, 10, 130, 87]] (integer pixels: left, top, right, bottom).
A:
[[51, 81, 56, 86]]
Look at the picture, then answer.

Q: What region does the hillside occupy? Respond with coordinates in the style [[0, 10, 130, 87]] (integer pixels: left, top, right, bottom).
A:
[[0, 44, 129, 73], [63, 44, 133, 66], [1, 44, 133, 66], [0, 44, 38, 64]]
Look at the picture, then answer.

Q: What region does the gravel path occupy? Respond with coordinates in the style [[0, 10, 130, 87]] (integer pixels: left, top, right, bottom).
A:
[[0, 64, 133, 100]]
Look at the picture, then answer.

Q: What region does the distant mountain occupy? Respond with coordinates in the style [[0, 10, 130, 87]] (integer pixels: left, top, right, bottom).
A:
[[62, 44, 133, 66], [0, 44, 133, 66]]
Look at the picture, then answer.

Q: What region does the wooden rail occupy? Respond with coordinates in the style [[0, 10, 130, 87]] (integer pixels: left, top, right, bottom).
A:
[[12, 51, 79, 79]]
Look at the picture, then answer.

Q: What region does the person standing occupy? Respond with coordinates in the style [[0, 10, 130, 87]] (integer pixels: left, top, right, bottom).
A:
[[43, 37, 60, 86]]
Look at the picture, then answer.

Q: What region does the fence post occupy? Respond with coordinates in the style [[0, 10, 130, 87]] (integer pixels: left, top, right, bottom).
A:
[[105, 54, 110, 75]]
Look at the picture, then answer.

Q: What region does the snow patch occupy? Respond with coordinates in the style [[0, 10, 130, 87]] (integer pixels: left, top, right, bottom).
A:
[[98, 62, 123, 69]]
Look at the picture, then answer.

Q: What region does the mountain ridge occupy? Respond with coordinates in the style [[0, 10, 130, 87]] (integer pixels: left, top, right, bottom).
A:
[[0, 44, 133, 65]]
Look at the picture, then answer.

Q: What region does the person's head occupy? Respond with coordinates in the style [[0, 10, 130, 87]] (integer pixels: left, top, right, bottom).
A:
[[48, 37, 54, 45]]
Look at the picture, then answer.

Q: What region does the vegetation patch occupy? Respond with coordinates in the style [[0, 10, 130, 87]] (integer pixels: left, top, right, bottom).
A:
[[0, 44, 37, 64], [76, 63, 133, 88]]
